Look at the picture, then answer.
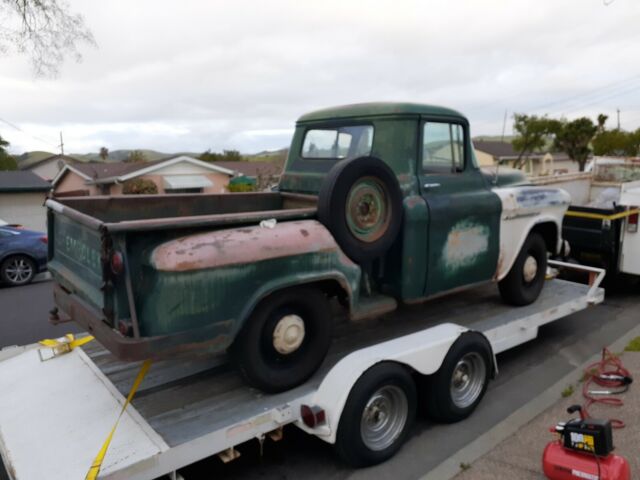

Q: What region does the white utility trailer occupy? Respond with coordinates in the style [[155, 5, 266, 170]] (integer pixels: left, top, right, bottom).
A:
[[0, 262, 604, 480]]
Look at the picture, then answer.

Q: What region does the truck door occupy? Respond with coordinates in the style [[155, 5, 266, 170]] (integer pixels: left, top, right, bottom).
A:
[[418, 118, 501, 296]]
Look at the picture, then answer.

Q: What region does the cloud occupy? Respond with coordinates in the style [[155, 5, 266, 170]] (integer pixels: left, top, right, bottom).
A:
[[1, 0, 640, 154]]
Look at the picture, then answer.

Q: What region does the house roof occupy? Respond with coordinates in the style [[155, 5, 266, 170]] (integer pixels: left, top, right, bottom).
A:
[[473, 140, 522, 158], [212, 161, 283, 178], [298, 102, 464, 123], [22, 154, 79, 170], [52, 155, 238, 186], [0, 171, 51, 193]]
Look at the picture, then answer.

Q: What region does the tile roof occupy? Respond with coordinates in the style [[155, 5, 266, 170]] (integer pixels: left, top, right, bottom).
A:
[[0, 171, 51, 192]]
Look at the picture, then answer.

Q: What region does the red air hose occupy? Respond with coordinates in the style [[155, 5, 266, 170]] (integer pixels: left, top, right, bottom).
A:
[[581, 348, 633, 428]]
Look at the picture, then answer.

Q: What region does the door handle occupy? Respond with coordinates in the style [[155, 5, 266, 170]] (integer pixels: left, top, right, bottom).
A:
[[423, 183, 441, 189]]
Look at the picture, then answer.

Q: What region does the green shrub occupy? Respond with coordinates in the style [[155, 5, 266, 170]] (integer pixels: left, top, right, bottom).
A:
[[122, 178, 158, 194], [227, 183, 255, 193]]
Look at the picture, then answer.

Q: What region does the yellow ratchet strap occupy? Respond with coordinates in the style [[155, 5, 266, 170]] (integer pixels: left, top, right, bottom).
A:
[[565, 208, 640, 221], [85, 359, 152, 480], [38, 334, 95, 359]]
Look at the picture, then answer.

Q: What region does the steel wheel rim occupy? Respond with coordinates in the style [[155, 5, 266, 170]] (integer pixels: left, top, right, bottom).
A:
[[450, 352, 486, 409], [523, 255, 538, 283], [345, 176, 391, 243], [5, 258, 33, 284], [360, 385, 408, 451]]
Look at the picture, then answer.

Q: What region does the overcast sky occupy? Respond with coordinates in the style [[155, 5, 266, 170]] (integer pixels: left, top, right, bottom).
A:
[[1, 0, 640, 155]]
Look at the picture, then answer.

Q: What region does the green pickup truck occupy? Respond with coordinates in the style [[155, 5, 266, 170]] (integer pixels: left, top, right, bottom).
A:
[[47, 102, 570, 392]]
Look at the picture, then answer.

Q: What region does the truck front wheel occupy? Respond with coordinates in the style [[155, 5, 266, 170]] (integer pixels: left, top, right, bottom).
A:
[[335, 363, 417, 467], [230, 287, 332, 393], [498, 232, 547, 306]]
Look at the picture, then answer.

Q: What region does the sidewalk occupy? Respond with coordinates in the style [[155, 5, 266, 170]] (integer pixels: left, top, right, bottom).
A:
[[455, 345, 640, 479]]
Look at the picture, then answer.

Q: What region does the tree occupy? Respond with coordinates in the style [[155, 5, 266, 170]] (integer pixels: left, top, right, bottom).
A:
[[0, 0, 95, 77], [122, 178, 158, 194], [99, 147, 109, 161], [592, 115, 640, 157], [0, 134, 18, 171], [199, 149, 243, 162], [512, 114, 557, 169], [551, 117, 598, 172], [126, 150, 146, 163]]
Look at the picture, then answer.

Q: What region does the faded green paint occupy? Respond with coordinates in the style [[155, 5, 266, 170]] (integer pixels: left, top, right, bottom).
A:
[[137, 249, 361, 339]]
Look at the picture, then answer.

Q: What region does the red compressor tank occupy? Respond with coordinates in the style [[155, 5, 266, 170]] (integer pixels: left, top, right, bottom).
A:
[[543, 441, 630, 480]]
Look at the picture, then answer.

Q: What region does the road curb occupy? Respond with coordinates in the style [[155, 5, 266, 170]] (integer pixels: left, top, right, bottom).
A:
[[420, 320, 640, 480]]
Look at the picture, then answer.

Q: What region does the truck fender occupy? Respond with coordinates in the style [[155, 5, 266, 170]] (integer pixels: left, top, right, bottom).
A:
[[297, 324, 496, 443], [493, 187, 570, 280]]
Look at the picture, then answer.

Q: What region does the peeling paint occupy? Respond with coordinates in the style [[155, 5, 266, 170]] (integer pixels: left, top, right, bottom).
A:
[[441, 220, 489, 274]]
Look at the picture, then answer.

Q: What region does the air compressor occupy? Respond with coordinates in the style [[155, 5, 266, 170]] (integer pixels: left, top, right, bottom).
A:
[[542, 405, 630, 480]]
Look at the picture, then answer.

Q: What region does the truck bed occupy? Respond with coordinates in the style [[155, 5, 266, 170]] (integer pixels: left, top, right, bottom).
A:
[[49, 191, 317, 232], [0, 276, 603, 480]]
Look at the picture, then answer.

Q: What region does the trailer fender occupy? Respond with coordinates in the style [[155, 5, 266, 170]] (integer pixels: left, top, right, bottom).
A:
[[298, 323, 496, 443]]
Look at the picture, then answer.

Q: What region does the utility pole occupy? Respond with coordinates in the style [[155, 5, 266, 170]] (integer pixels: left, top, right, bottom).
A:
[[59, 131, 64, 155], [616, 108, 621, 130], [501, 109, 508, 143]]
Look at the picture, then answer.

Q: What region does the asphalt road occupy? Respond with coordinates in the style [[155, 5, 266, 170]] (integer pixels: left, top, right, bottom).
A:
[[0, 279, 639, 480]]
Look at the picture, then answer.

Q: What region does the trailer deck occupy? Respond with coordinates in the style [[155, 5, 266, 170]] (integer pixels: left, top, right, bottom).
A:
[[0, 269, 604, 480]]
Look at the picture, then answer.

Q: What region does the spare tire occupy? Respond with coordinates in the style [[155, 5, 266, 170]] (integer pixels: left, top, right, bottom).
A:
[[318, 156, 403, 263]]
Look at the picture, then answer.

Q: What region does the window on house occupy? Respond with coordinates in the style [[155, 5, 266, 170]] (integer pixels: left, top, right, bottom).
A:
[[422, 122, 465, 173]]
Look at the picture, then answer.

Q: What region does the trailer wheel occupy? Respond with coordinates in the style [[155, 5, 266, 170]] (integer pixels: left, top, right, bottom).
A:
[[423, 333, 491, 423], [230, 287, 332, 393], [335, 363, 416, 467], [317, 156, 403, 264], [499, 232, 547, 306]]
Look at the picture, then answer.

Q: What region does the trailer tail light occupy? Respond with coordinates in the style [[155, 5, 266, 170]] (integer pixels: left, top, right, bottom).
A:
[[300, 405, 326, 428], [39, 236, 48, 244], [111, 251, 125, 275], [627, 211, 638, 233]]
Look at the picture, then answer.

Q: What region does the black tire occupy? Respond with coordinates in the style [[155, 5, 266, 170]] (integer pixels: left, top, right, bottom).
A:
[[0, 255, 36, 286], [498, 232, 547, 306], [423, 333, 492, 423], [230, 287, 332, 393], [335, 363, 417, 467], [317, 156, 403, 263]]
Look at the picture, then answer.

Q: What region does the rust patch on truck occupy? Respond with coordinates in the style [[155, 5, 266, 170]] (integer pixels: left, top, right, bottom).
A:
[[152, 220, 340, 272]]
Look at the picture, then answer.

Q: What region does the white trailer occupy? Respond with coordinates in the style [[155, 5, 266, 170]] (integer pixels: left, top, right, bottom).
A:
[[0, 263, 604, 480]]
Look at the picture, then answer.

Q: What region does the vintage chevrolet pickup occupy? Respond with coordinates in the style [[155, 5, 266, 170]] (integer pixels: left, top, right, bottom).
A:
[[47, 103, 570, 392]]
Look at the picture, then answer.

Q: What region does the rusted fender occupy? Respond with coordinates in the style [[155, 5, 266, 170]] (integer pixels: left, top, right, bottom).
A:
[[150, 220, 343, 272]]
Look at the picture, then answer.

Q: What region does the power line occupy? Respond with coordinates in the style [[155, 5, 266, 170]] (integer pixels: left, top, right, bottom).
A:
[[0, 116, 59, 150]]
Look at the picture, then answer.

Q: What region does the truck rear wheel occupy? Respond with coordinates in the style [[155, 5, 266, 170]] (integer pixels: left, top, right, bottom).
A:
[[230, 287, 332, 393], [423, 333, 491, 423], [499, 232, 547, 306], [318, 156, 403, 263], [335, 363, 417, 467]]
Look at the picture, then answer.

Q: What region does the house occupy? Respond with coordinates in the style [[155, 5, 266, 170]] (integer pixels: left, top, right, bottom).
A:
[[473, 140, 577, 175], [52, 155, 241, 196], [21, 154, 78, 182], [0, 171, 51, 232]]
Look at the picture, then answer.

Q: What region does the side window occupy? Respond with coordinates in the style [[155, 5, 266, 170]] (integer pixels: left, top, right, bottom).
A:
[[422, 122, 465, 173], [301, 125, 373, 159]]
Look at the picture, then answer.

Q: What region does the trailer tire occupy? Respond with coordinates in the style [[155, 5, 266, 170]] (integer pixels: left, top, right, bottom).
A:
[[423, 333, 491, 423], [335, 363, 416, 467], [499, 232, 547, 306], [230, 287, 332, 393], [318, 156, 403, 264]]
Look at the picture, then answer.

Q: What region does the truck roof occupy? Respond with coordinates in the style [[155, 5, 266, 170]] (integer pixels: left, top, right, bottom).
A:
[[297, 102, 465, 123]]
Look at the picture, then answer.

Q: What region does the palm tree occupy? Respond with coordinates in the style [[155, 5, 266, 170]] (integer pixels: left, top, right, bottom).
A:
[[99, 146, 109, 161]]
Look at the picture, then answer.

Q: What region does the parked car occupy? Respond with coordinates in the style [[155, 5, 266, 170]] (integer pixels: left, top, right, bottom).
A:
[[47, 102, 570, 392], [0, 226, 48, 286]]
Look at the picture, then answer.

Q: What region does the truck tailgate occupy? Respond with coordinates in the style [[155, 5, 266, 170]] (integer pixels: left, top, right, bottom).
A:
[[48, 209, 105, 312]]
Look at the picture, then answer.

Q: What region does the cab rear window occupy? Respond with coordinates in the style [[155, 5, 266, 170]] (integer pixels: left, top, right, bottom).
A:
[[301, 125, 373, 159]]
